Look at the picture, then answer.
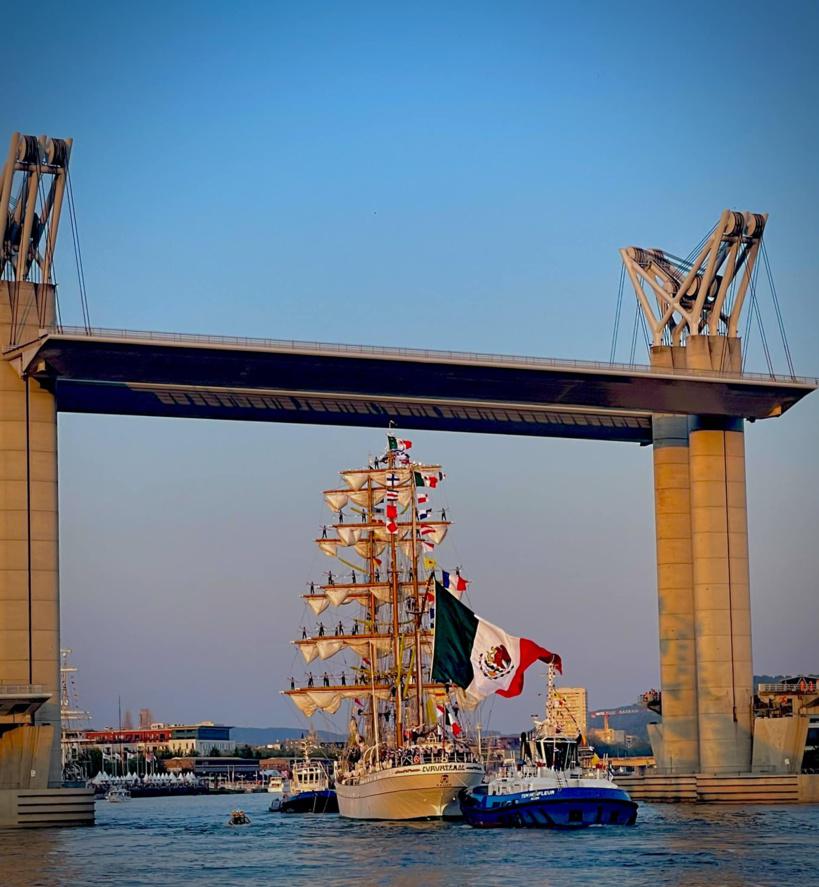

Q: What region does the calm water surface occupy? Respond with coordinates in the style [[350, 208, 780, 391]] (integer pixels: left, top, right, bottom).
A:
[[1, 793, 818, 886]]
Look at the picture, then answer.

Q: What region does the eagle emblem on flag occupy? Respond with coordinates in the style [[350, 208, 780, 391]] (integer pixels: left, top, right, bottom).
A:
[[478, 644, 514, 680]]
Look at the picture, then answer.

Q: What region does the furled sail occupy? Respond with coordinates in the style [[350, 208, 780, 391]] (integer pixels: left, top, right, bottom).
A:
[[304, 585, 393, 610], [299, 642, 318, 663], [317, 539, 342, 557], [354, 539, 387, 558], [342, 470, 370, 491], [326, 586, 354, 607], [349, 489, 383, 507], [296, 635, 394, 662], [324, 490, 349, 512], [305, 595, 330, 616], [336, 526, 363, 545]]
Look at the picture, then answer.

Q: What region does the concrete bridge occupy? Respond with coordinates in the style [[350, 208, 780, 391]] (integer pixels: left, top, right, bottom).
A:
[[1, 132, 816, 825]]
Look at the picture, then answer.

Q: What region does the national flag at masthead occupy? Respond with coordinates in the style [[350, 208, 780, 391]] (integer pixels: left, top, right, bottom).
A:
[[387, 435, 412, 452]]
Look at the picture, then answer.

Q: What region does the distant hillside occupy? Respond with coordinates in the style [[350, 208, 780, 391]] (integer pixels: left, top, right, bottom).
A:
[[588, 708, 657, 744], [231, 726, 345, 746]]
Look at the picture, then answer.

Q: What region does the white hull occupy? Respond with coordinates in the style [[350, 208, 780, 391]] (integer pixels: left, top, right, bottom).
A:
[[336, 762, 484, 820]]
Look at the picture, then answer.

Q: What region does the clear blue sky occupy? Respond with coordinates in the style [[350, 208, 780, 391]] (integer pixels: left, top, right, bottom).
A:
[[8, 0, 818, 730]]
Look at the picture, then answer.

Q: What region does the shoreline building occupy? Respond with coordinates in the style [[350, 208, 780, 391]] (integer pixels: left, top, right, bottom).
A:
[[82, 722, 235, 757], [553, 687, 587, 739]]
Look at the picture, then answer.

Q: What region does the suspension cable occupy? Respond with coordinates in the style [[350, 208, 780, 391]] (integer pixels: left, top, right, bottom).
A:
[[66, 168, 91, 333], [609, 263, 625, 363], [36, 172, 62, 329], [743, 258, 773, 376], [638, 305, 651, 352], [628, 301, 640, 366], [761, 243, 796, 379]]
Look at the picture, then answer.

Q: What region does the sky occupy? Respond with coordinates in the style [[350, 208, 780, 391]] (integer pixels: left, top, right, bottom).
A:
[[6, 0, 818, 732]]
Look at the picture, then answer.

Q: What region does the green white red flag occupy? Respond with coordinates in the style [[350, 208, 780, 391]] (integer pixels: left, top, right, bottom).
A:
[[431, 581, 561, 704], [387, 436, 412, 452], [414, 471, 443, 488]]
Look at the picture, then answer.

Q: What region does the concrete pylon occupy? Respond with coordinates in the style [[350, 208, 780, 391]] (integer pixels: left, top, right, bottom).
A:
[[649, 337, 753, 776], [651, 413, 700, 773], [0, 281, 62, 785], [649, 344, 700, 774], [689, 416, 753, 773], [686, 336, 753, 775]]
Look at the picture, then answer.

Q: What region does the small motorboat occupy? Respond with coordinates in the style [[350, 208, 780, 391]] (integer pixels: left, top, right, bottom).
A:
[[227, 809, 251, 826], [266, 771, 289, 811], [105, 786, 131, 803]]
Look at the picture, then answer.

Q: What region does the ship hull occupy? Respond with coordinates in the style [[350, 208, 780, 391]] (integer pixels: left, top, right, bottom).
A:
[[336, 762, 484, 820], [279, 789, 338, 814], [459, 785, 638, 828]]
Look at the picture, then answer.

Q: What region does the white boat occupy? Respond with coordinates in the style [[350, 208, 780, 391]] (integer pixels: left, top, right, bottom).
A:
[[105, 786, 131, 803], [334, 744, 483, 819], [266, 771, 289, 810]]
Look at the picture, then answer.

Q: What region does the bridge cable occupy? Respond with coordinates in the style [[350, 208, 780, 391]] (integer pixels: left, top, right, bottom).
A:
[[761, 243, 796, 379], [65, 169, 91, 334], [682, 221, 718, 268], [609, 263, 625, 364], [740, 259, 760, 373], [638, 305, 651, 353], [628, 301, 640, 366], [744, 260, 774, 377], [36, 172, 62, 329]]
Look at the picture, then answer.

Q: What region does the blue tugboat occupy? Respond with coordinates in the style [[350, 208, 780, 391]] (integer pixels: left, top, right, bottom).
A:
[[278, 745, 338, 814], [460, 666, 638, 828]]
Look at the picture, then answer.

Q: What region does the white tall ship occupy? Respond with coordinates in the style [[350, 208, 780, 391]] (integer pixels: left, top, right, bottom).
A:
[[284, 433, 483, 819]]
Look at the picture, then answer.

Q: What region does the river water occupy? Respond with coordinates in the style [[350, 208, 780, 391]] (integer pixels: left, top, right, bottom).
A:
[[1, 793, 818, 886]]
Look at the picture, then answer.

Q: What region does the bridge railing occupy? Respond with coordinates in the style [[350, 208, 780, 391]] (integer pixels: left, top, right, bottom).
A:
[[47, 325, 818, 387], [0, 683, 49, 696], [758, 682, 817, 695]]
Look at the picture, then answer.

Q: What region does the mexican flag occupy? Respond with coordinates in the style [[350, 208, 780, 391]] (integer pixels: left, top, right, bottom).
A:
[[432, 582, 561, 703], [414, 471, 442, 488], [387, 436, 412, 451]]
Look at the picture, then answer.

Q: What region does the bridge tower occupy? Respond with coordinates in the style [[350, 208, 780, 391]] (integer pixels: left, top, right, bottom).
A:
[[0, 133, 92, 825], [621, 211, 766, 776]]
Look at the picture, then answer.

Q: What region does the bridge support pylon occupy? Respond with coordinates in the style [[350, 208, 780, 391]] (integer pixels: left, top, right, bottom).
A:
[[623, 211, 762, 785]]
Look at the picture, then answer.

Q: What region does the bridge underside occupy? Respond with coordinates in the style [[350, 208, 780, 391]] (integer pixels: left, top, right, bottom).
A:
[[11, 332, 816, 443]]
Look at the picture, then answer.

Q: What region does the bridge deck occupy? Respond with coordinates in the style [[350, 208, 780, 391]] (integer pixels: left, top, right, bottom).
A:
[[9, 328, 816, 444]]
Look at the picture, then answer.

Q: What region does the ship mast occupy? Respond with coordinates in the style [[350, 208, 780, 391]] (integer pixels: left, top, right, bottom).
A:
[[410, 471, 424, 729], [387, 448, 403, 746], [366, 473, 378, 746], [283, 435, 461, 754]]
